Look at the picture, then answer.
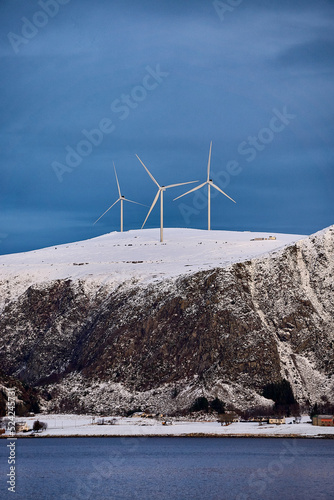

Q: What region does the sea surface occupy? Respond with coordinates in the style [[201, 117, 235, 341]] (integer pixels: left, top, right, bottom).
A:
[[1, 437, 333, 499]]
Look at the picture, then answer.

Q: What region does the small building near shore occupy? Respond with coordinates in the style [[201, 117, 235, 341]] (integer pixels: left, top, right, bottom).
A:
[[251, 236, 276, 241], [250, 417, 268, 423], [269, 416, 286, 425], [312, 415, 334, 426], [15, 421, 29, 432]]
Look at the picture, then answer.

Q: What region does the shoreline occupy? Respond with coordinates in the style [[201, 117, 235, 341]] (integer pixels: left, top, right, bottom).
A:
[[3, 414, 333, 439], [2, 433, 333, 439]]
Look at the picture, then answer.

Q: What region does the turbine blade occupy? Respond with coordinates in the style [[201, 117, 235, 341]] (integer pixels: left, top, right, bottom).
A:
[[113, 162, 121, 198], [123, 198, 148, 207], [136, 154, 160, 188], [141, 190, 160, 229], [210, 182, 236, 203], [207, 141, 212, 182], [93, 198, 120, 225], [165, 180, 198, 189], [173, 182, 207, 201]]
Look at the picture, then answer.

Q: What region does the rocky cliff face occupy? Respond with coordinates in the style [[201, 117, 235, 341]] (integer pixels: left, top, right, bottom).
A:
[[0, 227, 333, 415]]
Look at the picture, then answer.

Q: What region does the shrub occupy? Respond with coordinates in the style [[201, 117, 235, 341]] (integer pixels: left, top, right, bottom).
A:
[[263, 379, 297, 417], [240, 405, 273, 420], [210, 398, 225, 414], [190, 397, 209, 413], [263, 379, 296, 406], [125, 407, 142, 417], [309, 401, 334, 418], [33, 420, 47, 432]]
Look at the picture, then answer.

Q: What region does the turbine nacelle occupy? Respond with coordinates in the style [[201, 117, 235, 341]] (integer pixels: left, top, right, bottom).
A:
[[136, 154, 197, 242], [94, 162, 146, 231], [173, 141, 236, 230]]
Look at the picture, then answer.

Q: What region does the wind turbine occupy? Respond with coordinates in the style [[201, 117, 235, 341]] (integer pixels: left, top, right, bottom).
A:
[[174, 141, 236, 230], [136, 154, 197, 242], [94, 162, 146, 231]]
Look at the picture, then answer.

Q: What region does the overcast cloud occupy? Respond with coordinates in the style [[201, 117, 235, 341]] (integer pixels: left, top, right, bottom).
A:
[[0, 0, 333, 254]]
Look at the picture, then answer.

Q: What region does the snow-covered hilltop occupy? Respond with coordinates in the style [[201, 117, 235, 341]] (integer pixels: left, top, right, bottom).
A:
[[0, 226, 333, 415], [0, 228, 304, 310]]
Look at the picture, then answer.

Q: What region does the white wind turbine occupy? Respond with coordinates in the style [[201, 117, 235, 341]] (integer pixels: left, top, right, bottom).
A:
[[174, 141, 236, 230], [136, 154, 198, 242], [94, 162, 146, 232]]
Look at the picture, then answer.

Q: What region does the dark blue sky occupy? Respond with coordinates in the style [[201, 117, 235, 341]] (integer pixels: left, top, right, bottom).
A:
[[1, 0, 333, 254]]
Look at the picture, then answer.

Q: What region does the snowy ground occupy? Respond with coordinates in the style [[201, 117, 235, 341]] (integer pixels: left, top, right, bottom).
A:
[[0, 228, 305, 293], [6, 415, 334, 438]]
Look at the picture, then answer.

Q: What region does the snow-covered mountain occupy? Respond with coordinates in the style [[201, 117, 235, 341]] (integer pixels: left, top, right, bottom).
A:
[[0, 226, 333, 414], [0, 228, 305, 308]]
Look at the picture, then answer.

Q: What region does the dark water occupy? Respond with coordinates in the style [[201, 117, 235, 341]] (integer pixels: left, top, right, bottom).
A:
[[0, 437, 333, 499]]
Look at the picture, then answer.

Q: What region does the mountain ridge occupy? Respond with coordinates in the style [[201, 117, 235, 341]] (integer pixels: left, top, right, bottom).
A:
[[0, 226, 333, 415]]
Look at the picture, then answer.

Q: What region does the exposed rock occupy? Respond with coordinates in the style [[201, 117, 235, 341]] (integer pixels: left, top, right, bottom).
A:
[[0, 226, 333, 414], [0, 369, 40, 417]]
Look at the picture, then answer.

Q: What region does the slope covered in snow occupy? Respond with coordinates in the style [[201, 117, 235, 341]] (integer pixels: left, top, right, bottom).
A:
[[0, 228, 305, 310]]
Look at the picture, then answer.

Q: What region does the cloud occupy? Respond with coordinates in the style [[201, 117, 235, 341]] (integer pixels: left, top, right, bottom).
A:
[[275, 38, 334, 68], [242, 0, 334, 13], [0, 0, 333, 254]]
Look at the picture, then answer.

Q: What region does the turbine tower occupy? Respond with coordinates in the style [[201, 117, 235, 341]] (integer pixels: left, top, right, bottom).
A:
[[174, 141, 236, 230], [136, 154, 197, 242], [94, 162, 146, 231]]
